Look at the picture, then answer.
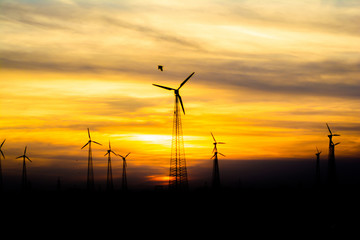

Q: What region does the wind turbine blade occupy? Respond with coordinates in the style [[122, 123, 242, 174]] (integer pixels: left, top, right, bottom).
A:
[[217, 142, 226, 144], [0, 150, 4, 159], [319, 151, 322, 154], [111, 150, 117, 155], [326, 123, 332, 135], [16, 155, 23, 159], [24, 146, 27, 154], [118, 154, 124, 158], [81, 141, 89, 149], [92, 141, 102, 146], [125, 152, 131, 158], [109, 140, 111, 149], [178, 72, 195, 89], [333, 134, 340, 136], [25, 156, 32, 162], [104, 152, 109, 156], [152, 84, 175, 91], [334, 142, 340, 145], [178, 95, 185, 115], [219, 153, 226, 157], [87, 128, 91, 139], [0, 139, 5, 148], [210, 154, 216, 159], [316, 147, 319, 153], [211, 132, 216, 142]]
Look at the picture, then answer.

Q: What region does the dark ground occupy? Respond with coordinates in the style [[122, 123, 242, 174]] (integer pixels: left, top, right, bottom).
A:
[[1, 185, 360, 237], [1, 158, 360, 236]]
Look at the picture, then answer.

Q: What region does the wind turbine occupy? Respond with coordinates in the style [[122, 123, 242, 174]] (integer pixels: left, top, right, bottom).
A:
[[0, 139, 5, 191], [326, 123, 340, 187], [104, 140, 117, 191], [118, 152, 131, 192], [315, 147, 322, 187], [210, 132, 225, 190], [81, 128, 102, 191], [16, 146, 32, 191], [153, 72, 195, 191]]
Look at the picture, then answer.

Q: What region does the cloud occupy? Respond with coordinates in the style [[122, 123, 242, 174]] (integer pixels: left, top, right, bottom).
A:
[[1, 0, 359, 101], [101, 16, 203, 50], [219, 0, 360, 36], [0, 1, 202, 50], [194, 58, 360, 99], [2, 50, 359, 100]]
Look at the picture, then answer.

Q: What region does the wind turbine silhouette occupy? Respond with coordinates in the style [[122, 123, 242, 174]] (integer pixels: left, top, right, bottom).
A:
[[0, 139, 5, 191], [326, 123, 340, 187], [315, 147, 322, 187], [118, 152, 131, 192], [210, 132, 225, 190], [104, 140, 117, 191], [16, 146, 32, 191], [81, 128, 102, 191], [153, 72, 195, 191]]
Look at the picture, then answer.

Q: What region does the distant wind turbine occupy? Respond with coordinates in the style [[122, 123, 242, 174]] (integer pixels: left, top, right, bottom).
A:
[[210, 132, 225, 190], [16, 146, 32, 191], [0, 139, 5, 191], [153, 72, 195, 191], [315, 147, 322, 187], [118, 152, 131, 192], [81, 128, 102, 191], [104, 140, 117, 191], [326, 123, 340, 187]]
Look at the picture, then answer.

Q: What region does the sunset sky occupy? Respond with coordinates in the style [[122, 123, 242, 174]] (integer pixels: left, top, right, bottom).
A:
[[1, 0, 359, 189]]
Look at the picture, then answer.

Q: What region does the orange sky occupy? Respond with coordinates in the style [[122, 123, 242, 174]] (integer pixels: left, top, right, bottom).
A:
[[0, 0, 359, 189]]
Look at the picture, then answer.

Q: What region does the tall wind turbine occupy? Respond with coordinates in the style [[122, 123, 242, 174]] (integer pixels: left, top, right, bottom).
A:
[[81, 128, 102, 191], [16, 146, 32, 191], [104, 140, 117, 191], [118, 152, 131, 192], [153, 72, 195, 191], [0, 139, 5, 191], [315, 147, 322, 187], [326, 123, 340, 187], [210, 132, 225, 190]]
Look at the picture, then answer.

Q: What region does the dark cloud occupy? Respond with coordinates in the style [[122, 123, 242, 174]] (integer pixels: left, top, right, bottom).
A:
[[2, 52, 360, 100], [0, 56, 138, 73], [195, 58, 360, 99], [101, 16, 203, 50]]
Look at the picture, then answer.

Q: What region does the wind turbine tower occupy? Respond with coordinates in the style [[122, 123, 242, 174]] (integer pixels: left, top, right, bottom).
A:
[[16, 146, 32, 191], [118, 152, 131, 192], [0, 139, 5, 191], [104, 140, 117, 191], [315, 147, 322, 187], [210, 132, 225, 190], [326, 123, 340, 187], [81, 128, 102, 191], [153, 72, 195, 191]]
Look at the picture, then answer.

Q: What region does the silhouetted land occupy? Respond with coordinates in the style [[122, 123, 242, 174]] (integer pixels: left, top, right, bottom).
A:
[[1, 185, 360, 235], [1, 159, 360, 235]]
